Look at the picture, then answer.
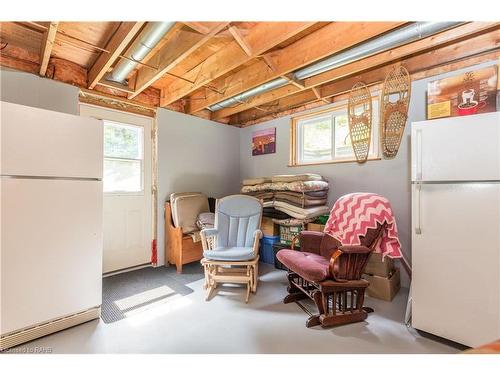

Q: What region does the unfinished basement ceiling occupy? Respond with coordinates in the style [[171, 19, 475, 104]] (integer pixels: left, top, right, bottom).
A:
[[1, 21, 499, 124]]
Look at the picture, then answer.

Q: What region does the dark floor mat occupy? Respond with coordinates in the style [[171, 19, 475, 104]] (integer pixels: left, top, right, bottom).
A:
[[101, 263, 204, 324]]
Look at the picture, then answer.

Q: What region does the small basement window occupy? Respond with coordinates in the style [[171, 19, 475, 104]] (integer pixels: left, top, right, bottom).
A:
[[290, 101, 380, 166], [103, 121, 144, 193]]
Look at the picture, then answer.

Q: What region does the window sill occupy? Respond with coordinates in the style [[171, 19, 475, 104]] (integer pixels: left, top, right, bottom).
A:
[[288, 157, 382, 167]]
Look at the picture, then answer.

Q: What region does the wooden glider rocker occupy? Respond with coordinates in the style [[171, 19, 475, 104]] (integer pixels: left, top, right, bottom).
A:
[[200, 195, 263, 303]]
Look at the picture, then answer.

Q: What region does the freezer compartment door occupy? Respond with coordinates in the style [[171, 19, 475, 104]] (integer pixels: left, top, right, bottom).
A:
[[1, 177, 103, 334], [1, 101, 103, 179], [411, 112, 500, 181], [412, 182, 500, 347]]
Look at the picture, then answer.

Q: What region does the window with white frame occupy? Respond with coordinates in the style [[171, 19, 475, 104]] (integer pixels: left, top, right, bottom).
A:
[[103, 121, 144, 193], [292, 100, 379, 165]]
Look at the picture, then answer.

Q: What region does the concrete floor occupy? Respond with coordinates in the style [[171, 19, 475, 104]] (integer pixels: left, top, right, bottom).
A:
[[12, 263, 460, 354]]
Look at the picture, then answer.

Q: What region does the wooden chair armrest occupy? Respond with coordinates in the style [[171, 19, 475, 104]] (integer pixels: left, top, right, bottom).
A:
[[329, 249, 347, 282], [253, 229, 263, 256], [200, 228, 218, 251]]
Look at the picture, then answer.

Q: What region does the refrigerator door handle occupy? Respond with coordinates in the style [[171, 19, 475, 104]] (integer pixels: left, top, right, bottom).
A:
[[415, 182, 422, 235], [416, 129, 423, 181]]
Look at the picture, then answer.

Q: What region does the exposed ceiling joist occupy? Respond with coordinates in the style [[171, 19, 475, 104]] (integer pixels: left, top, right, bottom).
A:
[[128, 22, 228, 100], [233, 28, 500, 125], [282, 73, 306, 89], [228, 25, 252, 56], [39, 21, 59, 76], [213, 22, 499, 120], [311, 87, 331, 104], [159, 22, 317, 107], [187, 22, 406, 114], [87, 22, 144, 89], [183, 22, 214, 35]]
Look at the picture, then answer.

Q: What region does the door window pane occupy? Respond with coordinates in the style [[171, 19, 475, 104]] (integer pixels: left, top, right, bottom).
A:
[[300, 115, 332, 162], [104, 122, 143, 159], [103, 159, 142, 193], [103, 121, 144, 193]]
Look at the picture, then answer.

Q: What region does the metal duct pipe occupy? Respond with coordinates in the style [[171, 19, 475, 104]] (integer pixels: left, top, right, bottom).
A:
[[107, 22, 176, 84], [208, 22, 463, 112], [293, 22, 462, 80], [209, 77, 290, 111]]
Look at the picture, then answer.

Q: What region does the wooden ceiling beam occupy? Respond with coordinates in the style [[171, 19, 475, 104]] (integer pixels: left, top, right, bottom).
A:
[[187, 22, 406, 114], [213, 22, 499, 120], [228, 25, 252, 56], [233, 29, 500, 126], [128, 22, 228, 100], [39, 21, 59, 76], [87, 22, 144, 89], [183, 22, 212, 35], [312, 87, 331, 104], [159, 22, 317, 107]]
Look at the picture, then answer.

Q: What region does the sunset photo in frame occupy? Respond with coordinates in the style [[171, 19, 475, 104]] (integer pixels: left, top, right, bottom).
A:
[[252, 128, 276, 156]]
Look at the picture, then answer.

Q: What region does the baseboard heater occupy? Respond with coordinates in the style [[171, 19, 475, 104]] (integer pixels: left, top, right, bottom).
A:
[[0, 306, 101, 351]]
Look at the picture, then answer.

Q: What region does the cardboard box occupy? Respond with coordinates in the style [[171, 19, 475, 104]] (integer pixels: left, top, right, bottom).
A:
[[364, 252, 394, 277], [261, 216, 280, 236], [307, 223, 325, 232], [362, 268, 401, 302]]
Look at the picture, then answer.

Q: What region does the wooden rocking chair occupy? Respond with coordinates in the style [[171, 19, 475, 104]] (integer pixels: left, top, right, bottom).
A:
[[276, 225, 382, 328]]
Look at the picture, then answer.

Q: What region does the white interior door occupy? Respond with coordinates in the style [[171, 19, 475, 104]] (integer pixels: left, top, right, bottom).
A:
[[79, 104, 153, 273], [412, 182, 500, 347]]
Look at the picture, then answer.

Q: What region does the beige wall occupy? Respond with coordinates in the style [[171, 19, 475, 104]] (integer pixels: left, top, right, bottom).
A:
[[0, 68, 79, 114], [156, 109, 241, 266]]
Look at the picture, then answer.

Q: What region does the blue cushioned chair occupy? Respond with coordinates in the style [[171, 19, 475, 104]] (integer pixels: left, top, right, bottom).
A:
[[200, 195, 263, 302]]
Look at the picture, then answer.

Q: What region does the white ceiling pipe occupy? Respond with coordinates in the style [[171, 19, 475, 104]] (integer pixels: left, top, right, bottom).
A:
[[208, 22, 463, 112], [107, 22, 176, 84]]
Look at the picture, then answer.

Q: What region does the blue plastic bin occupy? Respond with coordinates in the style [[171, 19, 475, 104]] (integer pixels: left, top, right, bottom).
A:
[[260, 235, 280, 264]]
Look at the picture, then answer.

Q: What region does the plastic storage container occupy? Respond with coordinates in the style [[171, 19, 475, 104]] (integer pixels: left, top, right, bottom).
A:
[[260, 235, 280, 264]]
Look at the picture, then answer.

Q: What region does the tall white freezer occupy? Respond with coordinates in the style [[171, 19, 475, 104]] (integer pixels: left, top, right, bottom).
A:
[[411, 112, 500, 347], [0, 101, 103, 350]]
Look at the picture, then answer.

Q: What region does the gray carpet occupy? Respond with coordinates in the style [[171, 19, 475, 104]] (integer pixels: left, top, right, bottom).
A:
[[101, 262, 204, 324]]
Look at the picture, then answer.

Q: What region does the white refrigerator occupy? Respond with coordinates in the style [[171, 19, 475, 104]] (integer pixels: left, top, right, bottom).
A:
[[0, 101, 103, 350], [411, 112, 500, 347]]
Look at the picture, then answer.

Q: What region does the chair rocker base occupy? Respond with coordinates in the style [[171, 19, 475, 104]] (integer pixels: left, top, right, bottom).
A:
[[285, 272, 373, 329], [201, 256, 259, 303]]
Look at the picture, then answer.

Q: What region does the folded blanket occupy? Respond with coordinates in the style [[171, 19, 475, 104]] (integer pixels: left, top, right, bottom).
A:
[[196, 212, 215, 230], [274, 192, 327, 207], [274, 201, 330, 220], [263, 201, 274, 208], [272, 217, 313, 226], [324, 193, 402, 259], [299, 190, 328, 198], [242, 177, 272, 186], [263, 207, 291, 220], [275, 198, 327, 209], [187, 231, 201, 243], [271, 174, 323, 183], [241, 180, 329, 193], [243, 191, 274, 200]]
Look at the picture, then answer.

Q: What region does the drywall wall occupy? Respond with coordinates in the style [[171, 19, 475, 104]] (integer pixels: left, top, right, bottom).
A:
[[239, 60, 498, 287], [156, 109, 241, 266], [0, 68, 79, 114]]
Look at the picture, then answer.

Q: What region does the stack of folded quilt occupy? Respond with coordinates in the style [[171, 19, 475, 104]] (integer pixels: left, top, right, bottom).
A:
[[241, 174, 330, 220]]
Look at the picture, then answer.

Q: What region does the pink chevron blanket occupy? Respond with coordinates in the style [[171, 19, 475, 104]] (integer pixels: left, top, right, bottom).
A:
[[324, 193, 402, 258]]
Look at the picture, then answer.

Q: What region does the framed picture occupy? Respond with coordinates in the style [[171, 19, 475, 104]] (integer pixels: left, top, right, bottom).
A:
[[252, 128, 276, 156], [427, 65, 498, 120]]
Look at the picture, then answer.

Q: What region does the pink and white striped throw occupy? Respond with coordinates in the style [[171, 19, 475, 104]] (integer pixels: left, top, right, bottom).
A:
[[324, 193, 402, 258]]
